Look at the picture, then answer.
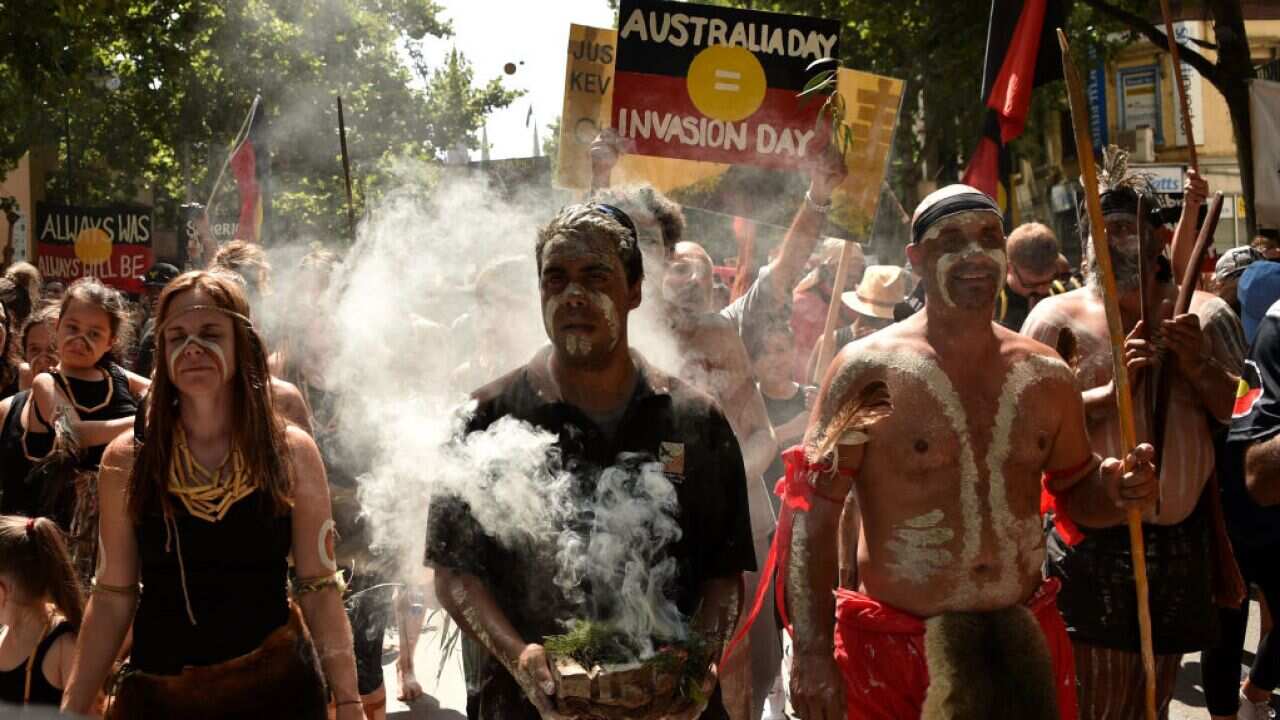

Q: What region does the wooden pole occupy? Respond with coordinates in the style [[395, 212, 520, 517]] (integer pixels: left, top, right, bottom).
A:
[[812, 241, 859, 384], [1058, 29, 1158, 720], [337, 96, 357, 242], [1158, 0, 1199, 171]]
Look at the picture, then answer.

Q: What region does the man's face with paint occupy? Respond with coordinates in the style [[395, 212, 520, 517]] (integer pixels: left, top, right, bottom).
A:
[[56, 299, 114, 371], [909, 211, 1007, 312], [161, 288, 237, 396], [539, 231, 638, 367], [662, 242, 714, 314], [1087, 213, 1147, 293]]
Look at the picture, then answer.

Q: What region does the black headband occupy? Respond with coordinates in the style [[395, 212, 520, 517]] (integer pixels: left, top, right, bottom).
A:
[[912, 192, 1001, 244], [1099, 188, 1140, 216], [591, 203, 639, 245]]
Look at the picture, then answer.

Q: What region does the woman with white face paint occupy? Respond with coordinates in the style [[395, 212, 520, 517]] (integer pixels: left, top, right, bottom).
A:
[[20, 278, 149, 530], [60, 271, 364, 719]]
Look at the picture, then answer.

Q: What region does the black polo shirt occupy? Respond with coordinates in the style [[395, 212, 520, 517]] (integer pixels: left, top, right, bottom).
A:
[[425, 348, 756, 720]]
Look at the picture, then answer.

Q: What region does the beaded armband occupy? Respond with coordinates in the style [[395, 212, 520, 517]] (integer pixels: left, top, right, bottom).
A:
[[290, 570, 348, 597]]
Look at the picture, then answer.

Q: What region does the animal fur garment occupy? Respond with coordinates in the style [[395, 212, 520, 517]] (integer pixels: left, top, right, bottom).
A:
[[921, 606, 1058, 720], [106, 605, 328, 719]]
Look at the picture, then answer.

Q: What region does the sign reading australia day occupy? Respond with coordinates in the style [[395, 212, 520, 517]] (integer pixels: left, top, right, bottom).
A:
[[613, 1, 839, 169], [35, 203, 154, 293]]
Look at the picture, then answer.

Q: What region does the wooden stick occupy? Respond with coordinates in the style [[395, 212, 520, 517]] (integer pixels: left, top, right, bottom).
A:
[[1058, 29, 1158, 720], [1152, 192, 1224, 470], [337, 95, 357, 242], [812, 241, 858, 384], [206, 95, 261, 218], [1158, 0, 1199, 170]]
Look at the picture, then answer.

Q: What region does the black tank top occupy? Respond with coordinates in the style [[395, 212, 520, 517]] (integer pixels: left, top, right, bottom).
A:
[[23, 364, 139, 469], [0, 391, 37, 516], [130, 491, 293, 675], [0, 621, 73, 706]]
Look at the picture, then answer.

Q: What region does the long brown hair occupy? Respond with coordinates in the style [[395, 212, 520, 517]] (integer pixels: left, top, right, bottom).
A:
[[0, 515, 85, 629], [128, 271, 293, 519]]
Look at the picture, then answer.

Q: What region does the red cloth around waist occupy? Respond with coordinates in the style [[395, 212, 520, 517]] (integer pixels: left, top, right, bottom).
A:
[[832, 578, 1078, 720]]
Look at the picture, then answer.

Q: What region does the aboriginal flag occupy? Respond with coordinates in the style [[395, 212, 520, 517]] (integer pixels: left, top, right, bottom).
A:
[[962, 0, 1065, 207], [228, 96, 271, 244]]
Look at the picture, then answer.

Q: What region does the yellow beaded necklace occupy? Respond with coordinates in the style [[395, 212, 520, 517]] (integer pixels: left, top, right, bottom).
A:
[[167, 425, 253, 523]]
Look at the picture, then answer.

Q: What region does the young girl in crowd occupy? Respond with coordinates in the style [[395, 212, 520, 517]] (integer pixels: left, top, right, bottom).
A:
[[60, 271, 362, 719], [0, 515, 83, 708], [18, 305, 60, 390], [0, 306, 60, 517], [20, 278, 149, 527]]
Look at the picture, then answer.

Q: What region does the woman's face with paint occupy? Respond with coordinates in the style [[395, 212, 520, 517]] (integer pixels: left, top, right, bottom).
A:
[[913, 211, 1007, 311], [23, 321, 57, 377], [161, 288, 237, 396], [56, 298, 114, 370], [539, 231, 635, 365]]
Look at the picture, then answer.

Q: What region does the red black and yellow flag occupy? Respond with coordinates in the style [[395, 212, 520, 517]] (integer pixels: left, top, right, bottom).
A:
[[228, 96, 271, 244], [962, 0, 1065, 208]]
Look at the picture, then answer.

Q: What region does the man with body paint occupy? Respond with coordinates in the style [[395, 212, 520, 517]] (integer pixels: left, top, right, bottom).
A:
[[1023, 179, 1244, 719], [785, 184, 1158, 720], [425, 203, 756, 720]]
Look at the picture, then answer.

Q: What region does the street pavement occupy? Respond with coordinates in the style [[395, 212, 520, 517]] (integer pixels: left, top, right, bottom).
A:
[[384, 601, 1275, 719]]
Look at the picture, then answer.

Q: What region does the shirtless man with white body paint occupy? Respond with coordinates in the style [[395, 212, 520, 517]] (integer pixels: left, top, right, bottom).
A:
[[785, 185, 1157, 720]]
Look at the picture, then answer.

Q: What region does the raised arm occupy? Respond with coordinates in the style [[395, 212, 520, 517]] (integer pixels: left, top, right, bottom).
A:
[[767, 148, 849, 297], [286, 426, 363, 719], [61, 434, 140, 714], [1169, 170, 1208, 282]]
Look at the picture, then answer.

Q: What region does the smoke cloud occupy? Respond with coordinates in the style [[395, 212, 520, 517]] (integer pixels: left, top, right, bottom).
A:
[[260, 169, 691, 658]]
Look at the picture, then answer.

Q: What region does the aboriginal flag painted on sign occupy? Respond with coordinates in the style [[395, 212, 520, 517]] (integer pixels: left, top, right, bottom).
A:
[[962, 0, 1065, 207], [613, 0, 840, 168]]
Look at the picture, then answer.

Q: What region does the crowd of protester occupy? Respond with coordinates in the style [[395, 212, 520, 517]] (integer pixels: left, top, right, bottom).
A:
[[0, 136, 1278, 720]]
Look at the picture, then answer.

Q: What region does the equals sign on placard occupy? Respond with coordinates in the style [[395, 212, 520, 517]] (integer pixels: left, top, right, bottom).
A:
[[714, 69, 742, 92]]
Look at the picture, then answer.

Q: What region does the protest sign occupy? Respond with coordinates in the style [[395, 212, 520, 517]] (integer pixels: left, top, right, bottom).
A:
[[35, 203, 154, 293], [613, 0, 839, 169]]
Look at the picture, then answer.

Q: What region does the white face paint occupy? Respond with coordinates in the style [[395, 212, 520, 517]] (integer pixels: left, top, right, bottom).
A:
[[920, 211, 1007, 308], [542, 281, 621, 357], [167, 333, 231, 382]]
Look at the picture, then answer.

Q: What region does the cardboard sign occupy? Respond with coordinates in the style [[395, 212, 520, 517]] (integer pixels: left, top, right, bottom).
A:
[[829, 68, 905, 235], [35, 203, 154, 294], [556, 24, 727, 192], [613, 0, 839, 169]]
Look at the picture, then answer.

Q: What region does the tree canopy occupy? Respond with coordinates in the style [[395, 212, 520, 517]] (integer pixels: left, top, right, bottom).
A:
[[0, 0, 521, 240]]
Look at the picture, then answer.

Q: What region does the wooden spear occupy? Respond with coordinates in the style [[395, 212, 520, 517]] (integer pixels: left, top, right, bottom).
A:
[[1158, 0, 1199, 170], [1058, 29, 1158, 720], [337, 95, 357, 242], [812, 241, 859, 383]]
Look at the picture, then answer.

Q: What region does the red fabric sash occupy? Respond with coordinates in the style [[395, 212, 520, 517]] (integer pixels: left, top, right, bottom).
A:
[[1039, 455, 1094, 546], [721, 446, 847, 666]]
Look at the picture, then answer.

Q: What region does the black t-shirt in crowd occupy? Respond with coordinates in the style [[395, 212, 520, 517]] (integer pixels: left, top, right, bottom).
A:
[[760, 384, 812, 490], [1225, 299, 1280, 550], [425, 347, 757, 720]]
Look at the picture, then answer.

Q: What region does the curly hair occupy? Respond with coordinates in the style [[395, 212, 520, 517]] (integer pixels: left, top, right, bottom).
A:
[[589, 184, 685, 254], [536, 204, 644, 285], [58, 277, 134, 366]]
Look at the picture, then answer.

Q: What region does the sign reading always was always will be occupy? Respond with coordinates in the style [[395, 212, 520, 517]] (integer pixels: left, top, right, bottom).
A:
[[613, 0, 840, 169], [35, 203, 154, 293]]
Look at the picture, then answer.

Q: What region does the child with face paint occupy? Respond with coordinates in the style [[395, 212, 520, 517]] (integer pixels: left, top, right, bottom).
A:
[[17, 305, 59, 391], [60, 271, 363, 719], [20, 278, 149, 530], [0, 308, 59, 516], [0, 515, 84, 708]]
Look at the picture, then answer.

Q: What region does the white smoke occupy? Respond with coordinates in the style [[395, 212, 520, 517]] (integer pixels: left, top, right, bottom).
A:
[[261, 168, 692, 656]]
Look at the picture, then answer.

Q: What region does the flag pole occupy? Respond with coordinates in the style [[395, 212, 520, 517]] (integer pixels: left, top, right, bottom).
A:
[[1058, 29, 1158, 720], [1157, 0, 1199, 171], [337, 96, 357, 242], [206, 95, 261, 217]]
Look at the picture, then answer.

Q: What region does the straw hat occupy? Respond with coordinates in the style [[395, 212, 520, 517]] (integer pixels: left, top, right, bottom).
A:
[[842, 265, 906, 320]]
